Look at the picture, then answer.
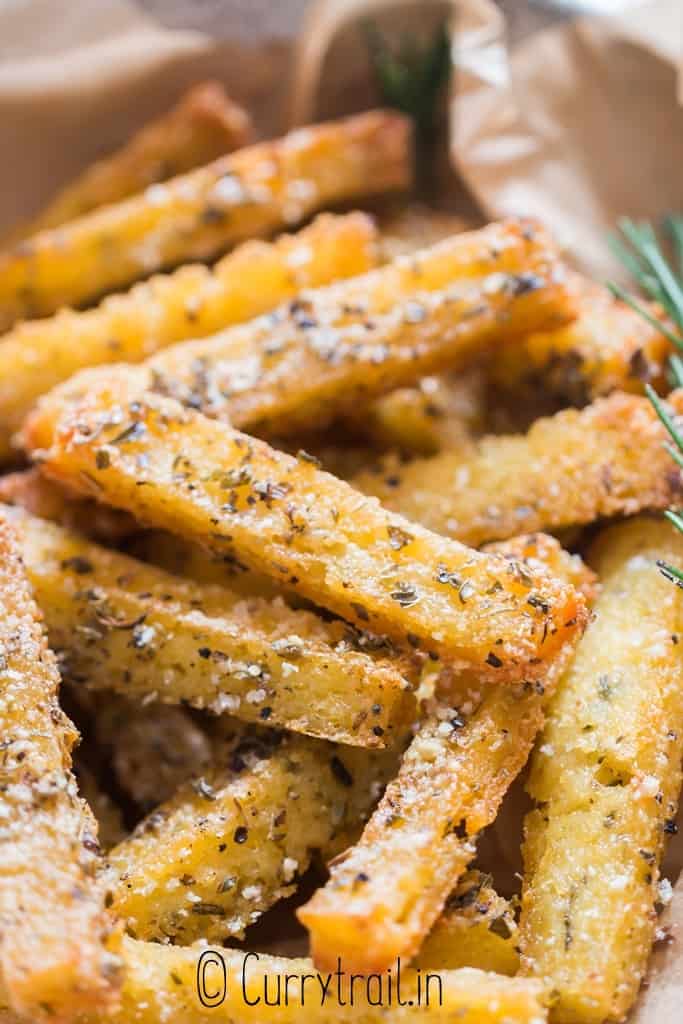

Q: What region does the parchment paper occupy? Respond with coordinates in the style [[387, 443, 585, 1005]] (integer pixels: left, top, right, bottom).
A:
[[1, 1, 682, 1018], [453, 0, 683, 279]]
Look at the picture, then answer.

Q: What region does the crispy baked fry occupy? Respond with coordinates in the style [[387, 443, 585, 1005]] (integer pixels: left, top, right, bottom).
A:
[[6, 82, 253, 242], [415, 871, 519, 975], [0, 468, 135, 540], [21, 218, 573, 452], [0, 514, 120, 1022], [378, 203, 472, 261], [26, 372, 585, 682], [0, 110, 410, 328], [630, 871, 683, 1023], [482, 532, 599, 607], [356, 390, 683, 545], [0, 469, 280, 598], [298, 536, 589, 972], [105, 728, 400, 944], [135, 217, 573, 440], [299, 653, 571, 973], [93, 696, 214, 812], [359, 370, 486, 457], [489, 274, 672, 407], [5, 505, 411, 747], [0, 1008, 24, 1024], [125, 527, 285, 600], [0, 212, 378, 461], [81, 938, 548, 1024], [73, 762, 127, 851], [520, 517, 683, 1023]]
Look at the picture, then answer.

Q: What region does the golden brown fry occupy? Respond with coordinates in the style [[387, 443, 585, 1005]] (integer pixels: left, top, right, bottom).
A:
[[359, 370, 486, 457], [520, 517, 683, 1023], [6, 81, 252, 241], [83, 937, 549, 1024], [279, 433, 381, 481], [0, 110, 409, 328], [298, 536, 588, 972], [0, 469, 279, 598], [630, 871, 683, 1023], [21, 218, 573, 453], [5, 505, 411, 746], [138, 217, 574, 440], [105, 729, 400, 944], [0, 212, 379, 461], [73, 762, 127, 851], [0, 468, 135, 540], [378, 202, 472, 261], [26, 372, 585, 683], [298, 652, 570, 973], [93, 696, 214, 812], [0, 514, 120, 1022], [0, 1009, 24, 1024], [482, 532, 599, 607], [489, 274, 672, 406], [356, 390, 683, 545], [124, 527, 285, 600], [415, 871, 519, 976]]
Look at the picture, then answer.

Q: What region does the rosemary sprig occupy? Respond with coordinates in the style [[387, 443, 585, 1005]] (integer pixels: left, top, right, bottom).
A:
[[609, 216, 683, 586], [365, 19, 451, 192]]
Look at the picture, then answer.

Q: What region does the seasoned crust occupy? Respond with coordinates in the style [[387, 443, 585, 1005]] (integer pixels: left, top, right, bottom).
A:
[[24, 368, 586, 685], [0, 515, 120, 1022], [356, 390, 683, 545]]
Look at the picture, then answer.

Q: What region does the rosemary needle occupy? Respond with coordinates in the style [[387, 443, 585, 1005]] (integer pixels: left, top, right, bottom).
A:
[[607, 281, 683, 350], [610, 217, 683, 586], [365, 19, 451, 194]]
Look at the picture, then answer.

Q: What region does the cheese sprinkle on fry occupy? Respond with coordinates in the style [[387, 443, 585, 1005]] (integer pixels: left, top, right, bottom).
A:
[[520, 517, 683, 1023], [25, 370, 586, 684], [0, 515, 120, 1022]]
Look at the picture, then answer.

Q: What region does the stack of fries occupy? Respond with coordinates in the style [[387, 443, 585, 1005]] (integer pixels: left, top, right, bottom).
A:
[[0, 81, 682, 1024]]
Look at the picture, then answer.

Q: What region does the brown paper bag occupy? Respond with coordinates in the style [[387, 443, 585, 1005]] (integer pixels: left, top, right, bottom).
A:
[[453, 0, 683, 279]]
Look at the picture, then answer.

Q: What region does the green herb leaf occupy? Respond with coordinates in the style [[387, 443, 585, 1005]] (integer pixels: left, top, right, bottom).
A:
[[611, 218, 683, 585], [365, 19, 451, 149]]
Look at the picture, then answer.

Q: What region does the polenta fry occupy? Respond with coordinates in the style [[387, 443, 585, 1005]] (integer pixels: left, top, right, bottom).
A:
[[415, 871, 520, 976], [125, 527, 285, 600], [92, 696, 214, 813], [0, 212, 379, 461], [0, 469, 280, 598], [4, 506, 412, 747], [356, 390, 683, 545], [630, 871, 683, 1023], [25, 372, 585, 683], [489, 274, 672, 407], [0, 514, 120, 1022], [520, 517, 683, 1024], [0, 110, 410, 328], [84, 937, 549, 1024], [299, 536, 590, 972], [6, 81, 253, 242], [0, 468, 135, 540], [358, 370, 486, 457], [21, 217, 573, 452], [73, 762, 127, 851], [139, 217, 573, 440], [378, 203, 472, 261], [299, 651, 572, 973], [105, 729, 400, 944], [482, 532, 599, 607]]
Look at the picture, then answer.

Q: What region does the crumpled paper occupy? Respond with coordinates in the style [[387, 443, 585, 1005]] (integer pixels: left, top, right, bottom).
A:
[[1, 0, 682, 1017], [453, 0, 683, 279]]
